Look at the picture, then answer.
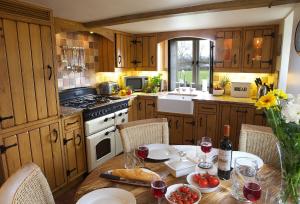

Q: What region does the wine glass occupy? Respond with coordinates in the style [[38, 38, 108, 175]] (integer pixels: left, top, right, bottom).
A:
[[151, 180, 167, 204], [135, 145, 149, 167], [243, 182, 262, 202], [198, 137, 212, 169]]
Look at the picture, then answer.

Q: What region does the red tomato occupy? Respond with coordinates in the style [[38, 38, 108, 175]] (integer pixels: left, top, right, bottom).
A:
[[191, 192, 199, 201], [198, 178, 209, 188], [208, 177, 220, 187], [193, 174, 201, 182]]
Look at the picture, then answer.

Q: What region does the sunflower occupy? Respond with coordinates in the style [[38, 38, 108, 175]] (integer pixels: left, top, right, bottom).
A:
[[255, 93, 277, 109], [270, 89, 288, 100]]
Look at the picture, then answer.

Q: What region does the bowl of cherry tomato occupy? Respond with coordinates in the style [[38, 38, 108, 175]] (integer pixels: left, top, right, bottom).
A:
[[165, 184, 201, 204], [186, 172, 220, 193]]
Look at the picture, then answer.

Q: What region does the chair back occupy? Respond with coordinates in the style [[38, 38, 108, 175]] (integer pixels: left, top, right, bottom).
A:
[[117, 118, 169, 152], [239, 124, 280, 168], [0, 163, 55, 204]]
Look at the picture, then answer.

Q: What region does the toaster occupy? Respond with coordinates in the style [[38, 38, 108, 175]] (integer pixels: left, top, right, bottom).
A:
[[98, 81, 120, 95]]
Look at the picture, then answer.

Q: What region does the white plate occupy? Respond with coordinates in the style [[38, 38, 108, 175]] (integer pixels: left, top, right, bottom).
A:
[[186, 172, 220, 193], [232, 151, 264, 169], [76, 188, 136, 204], [146, 144, 174, 160]]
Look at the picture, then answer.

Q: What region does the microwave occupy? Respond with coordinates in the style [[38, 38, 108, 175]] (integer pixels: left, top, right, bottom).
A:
[[124, 76, 148, 91]]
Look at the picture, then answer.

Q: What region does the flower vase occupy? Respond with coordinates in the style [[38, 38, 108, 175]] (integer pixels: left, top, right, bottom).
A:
[[277, 143, 300, 204]]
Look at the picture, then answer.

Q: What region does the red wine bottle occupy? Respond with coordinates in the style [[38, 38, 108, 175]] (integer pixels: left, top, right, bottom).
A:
[[218, 125, 232, 180]]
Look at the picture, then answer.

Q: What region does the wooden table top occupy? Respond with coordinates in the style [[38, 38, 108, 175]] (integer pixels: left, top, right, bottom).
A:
[[75, 153, 281, 204]]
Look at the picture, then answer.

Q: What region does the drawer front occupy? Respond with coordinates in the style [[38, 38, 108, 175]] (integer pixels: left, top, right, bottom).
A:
[[197, 103, 217, 113], [64, 115, 81, 131]]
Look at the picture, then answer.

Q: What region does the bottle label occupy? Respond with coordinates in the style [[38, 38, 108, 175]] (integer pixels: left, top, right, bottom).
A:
[[218, 150, 232, 171]]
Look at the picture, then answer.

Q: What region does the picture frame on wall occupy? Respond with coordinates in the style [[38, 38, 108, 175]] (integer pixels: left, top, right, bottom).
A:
[[295, 20, 300, 55]]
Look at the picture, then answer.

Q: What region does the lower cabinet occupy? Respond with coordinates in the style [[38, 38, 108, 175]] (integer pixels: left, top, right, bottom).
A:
[[157, 113, 195, 145], [128, 97, 138, 122], [0, 119, 66, 191], [137, 97, 156, 120], [61, 113, 86, 183]]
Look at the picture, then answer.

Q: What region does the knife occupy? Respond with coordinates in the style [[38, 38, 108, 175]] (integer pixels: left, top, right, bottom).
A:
[[99, 172, 151, 187]]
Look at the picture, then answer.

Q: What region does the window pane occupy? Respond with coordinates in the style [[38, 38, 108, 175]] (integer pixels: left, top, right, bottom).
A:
[[176, 41, 193, 85], [198, 40, 210, 89]]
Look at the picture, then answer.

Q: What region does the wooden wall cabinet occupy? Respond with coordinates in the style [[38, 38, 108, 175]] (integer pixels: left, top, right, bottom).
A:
[[61, 114, 86, 182], [243, 27, 275, 73], [115, 34, 157, 70], [0, 120, 66, 190], [214, 30, 242, 72], [97, 36, 114, 72], [214, 25, 277, 73]]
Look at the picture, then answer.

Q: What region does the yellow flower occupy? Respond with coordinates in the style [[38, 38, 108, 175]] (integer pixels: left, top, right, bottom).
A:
[[270, 89, 288, 100], [255, 93, 277, 109]]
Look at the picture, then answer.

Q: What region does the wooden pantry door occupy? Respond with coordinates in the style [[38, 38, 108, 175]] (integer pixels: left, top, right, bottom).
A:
[[0, 18, 58, 130]]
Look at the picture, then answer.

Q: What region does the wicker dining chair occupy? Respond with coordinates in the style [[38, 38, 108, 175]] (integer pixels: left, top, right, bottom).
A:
[[239, 124, 280, 168], [0, 163, 55, 204], [117, 118, 169, 153]]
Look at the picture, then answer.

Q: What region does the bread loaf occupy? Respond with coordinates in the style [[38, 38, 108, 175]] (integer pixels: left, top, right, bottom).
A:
[[111, 168, 161, 182]]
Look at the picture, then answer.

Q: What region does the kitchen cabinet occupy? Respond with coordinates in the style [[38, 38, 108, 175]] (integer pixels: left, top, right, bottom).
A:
[[0, 17, 58, 131], [214, 30, 242, 72], [97, 36, 114, 72], [61, 114, 86, 182], [157, 113, 194, 145], [137, 97, 157, 120], [195, 103, 219, 146], [0, 120, 66, 190], [115, 34, 157, 70], [242, 26, 275, 73]]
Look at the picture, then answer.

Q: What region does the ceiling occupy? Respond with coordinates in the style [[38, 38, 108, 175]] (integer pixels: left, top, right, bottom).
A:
[[21, 0, 295, 33]]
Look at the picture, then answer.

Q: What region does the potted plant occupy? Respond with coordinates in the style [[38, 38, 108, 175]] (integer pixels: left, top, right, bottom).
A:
[[255, 90, 300, 204], [213, 76, 230, 96], [143, 74, 162, 93]]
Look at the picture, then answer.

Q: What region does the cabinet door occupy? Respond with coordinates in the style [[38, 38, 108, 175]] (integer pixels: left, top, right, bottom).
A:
[[128, 98, 138, 122], [196, 114, 207, 141], [145, 99, 156, 119], [196, 114, 218, 146], [1, 121, 66, 190], [243, 28, 274, 72], [171, 116, 183, 145], [74, 128, 86, 176], [183, 117, 195, 145], [149, 36, 157, 68], [115, 34, 125, 68], [98, 36, 114, 72], [137, 99, 146, 120], [142, 36, 149, 67], [127, 36, 135, 68], [135, 37, 143, 67]]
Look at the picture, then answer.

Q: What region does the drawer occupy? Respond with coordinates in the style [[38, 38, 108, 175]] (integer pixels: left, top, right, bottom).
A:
[[197, 103, 217, 113], [64, 115, 81, 131]]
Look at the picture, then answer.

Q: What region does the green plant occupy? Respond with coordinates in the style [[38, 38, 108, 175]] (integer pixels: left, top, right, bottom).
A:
[[219, 76, 230, 89], [150, 73, 162, 87]]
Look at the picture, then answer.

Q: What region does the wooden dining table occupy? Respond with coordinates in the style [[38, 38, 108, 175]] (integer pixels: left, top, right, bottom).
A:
[[75, 150, 281, 204]]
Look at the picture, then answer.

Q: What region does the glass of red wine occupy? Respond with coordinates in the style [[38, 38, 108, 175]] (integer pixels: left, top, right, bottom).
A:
[[243, 182, 262, 202], [198, 137, 213, 169], [135, 145, 149, 167], [151, 180, 167, 204]]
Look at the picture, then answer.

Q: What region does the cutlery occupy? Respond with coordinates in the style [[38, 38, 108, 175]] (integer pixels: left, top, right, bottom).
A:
[[99, 172, 151, 187]]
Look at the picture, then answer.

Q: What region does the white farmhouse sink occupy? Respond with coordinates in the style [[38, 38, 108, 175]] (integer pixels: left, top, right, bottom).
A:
[[157, 94, 196, 115]]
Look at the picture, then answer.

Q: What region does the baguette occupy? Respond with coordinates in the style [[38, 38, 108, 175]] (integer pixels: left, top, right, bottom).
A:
[[111, 168, 161, 183]]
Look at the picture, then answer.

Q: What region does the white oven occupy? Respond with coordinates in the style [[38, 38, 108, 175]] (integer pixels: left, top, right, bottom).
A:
[[115, 109, 128, 155], [86, 126, 116, 172]]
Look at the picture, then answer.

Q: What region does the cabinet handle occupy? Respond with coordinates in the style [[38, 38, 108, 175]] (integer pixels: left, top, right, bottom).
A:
[[66, 168, 77, 176], [75, 134, 81, 146], [236, 110, 248, 113], [185, 121, 195, 126], [0, 143, 17, 154], [168, 119, 172, 128], [233, 54, 237, 64], [261, 60, 272, 65], [185, 139, 195, 144], [105, 129, 116, 135], [199, 117, 203, 127], [66, 120, 78, 126], [151, 56, 154, 65], [63, 137, 73, 145], [47, 65, 53, 80], [0, 115, 14, 122], [52, 128, 59, 143], [147, 103, 155, 108], [175, 120, 179, 129], [138, 102, 142, 110], [247, 54, 251, 64], [104, 116, 114, 122], [202, 107, 214, 110], [118, 55, 122, 65]]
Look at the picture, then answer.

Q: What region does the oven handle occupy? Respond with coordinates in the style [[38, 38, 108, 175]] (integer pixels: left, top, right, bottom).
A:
[[105, 129, 116, 136], [104, 116, 115, 122]]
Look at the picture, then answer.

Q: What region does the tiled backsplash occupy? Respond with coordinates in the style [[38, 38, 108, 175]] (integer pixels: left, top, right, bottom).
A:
[[56, 32, 99, 90]]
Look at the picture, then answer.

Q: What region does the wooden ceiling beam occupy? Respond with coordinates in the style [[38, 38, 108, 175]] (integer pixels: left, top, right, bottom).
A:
[[83, 0, 300, 28]]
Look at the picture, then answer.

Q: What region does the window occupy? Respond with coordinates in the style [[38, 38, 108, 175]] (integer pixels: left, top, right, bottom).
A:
[[169, 38, 213, 91]]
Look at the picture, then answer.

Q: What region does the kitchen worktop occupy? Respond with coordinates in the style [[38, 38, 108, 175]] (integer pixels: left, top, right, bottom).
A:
[[60, 106, 83, 117]]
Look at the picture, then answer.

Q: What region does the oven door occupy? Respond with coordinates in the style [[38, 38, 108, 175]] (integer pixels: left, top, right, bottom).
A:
[[86, 126, 116, 172], [115, 109, 128, 155], [85, 113, 115, 136]]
